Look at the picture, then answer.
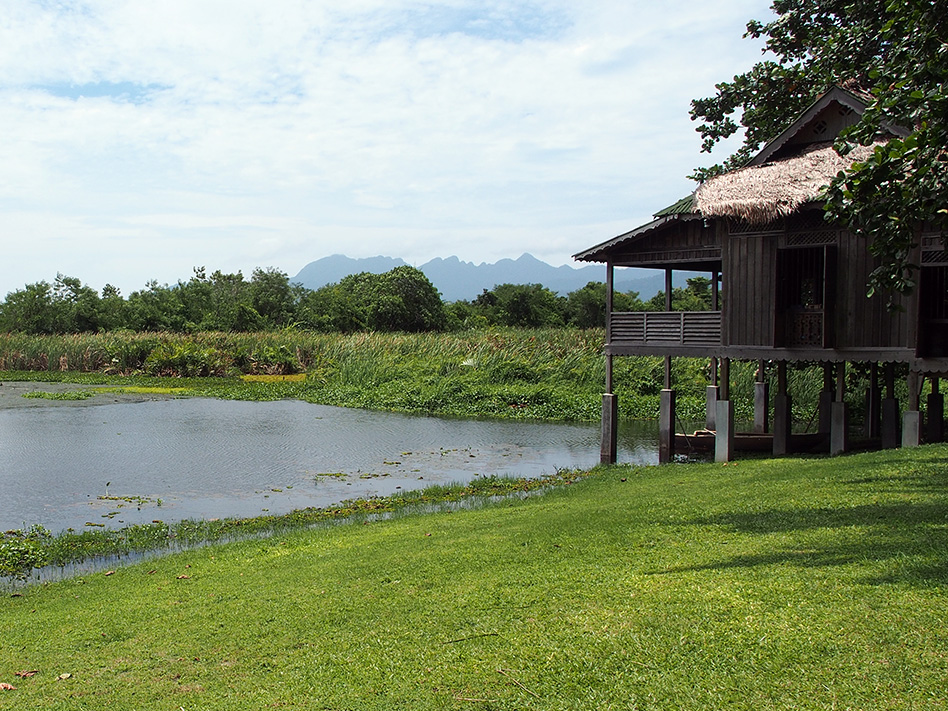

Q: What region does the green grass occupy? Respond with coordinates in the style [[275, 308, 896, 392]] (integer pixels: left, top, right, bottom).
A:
[[2, 445, 947, 709]]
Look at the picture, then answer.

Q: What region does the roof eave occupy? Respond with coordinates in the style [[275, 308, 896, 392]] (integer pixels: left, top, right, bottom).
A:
[[573, 213, 701, 263]]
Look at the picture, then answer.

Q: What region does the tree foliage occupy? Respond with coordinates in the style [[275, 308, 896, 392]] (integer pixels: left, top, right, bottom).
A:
[[691, 0, 948, 299]]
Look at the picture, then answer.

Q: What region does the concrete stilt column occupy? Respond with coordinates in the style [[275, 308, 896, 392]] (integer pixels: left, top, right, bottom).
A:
[[659, 389, 676, 464], [881, 363, 900, 449], [830, 402, 849, 455], [715, 399, 734, 463], [600, 393, 618, 464], [715, 357, 733, 462], [927, 378, 944, 443], [903, 371, 921, 447], [773, 361, 791, 456], [902, 411, 921, 448]]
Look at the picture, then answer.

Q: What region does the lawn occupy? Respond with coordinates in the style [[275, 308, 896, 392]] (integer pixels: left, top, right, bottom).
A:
[[2, 445, 946, 709]]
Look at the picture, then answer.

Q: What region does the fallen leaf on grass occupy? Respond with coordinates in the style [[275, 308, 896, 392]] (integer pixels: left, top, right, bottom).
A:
[[57, 673, 71, 680], [0, 683, 16, 691], [104, 571, 115, 576], [176, 575, 191, 580], [14, 671, 38, 678]]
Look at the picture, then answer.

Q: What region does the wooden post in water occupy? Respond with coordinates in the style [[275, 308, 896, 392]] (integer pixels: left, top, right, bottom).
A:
[[600, 262, 618, 464], [659, 389, 676, 464], [601, 393, 618, 464]]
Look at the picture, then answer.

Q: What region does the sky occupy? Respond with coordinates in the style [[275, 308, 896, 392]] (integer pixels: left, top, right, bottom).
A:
[[0, 0, 775, 297]]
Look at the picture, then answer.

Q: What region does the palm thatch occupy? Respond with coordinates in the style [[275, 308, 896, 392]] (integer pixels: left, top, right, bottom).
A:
[[694, 141, 882, 225]]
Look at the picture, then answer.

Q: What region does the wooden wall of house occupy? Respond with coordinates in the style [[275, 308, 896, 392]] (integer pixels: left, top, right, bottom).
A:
[[611, 219, 718, 267], [723, 232, 776, 347], [834, 229, 912, 349]]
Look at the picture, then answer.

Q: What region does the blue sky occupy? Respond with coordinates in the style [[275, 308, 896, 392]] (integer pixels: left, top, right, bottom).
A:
[[0, 0, 774, 296]]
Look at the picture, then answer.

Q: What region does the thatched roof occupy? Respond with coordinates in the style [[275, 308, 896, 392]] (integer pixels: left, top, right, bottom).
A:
[[694, 141, 882, 225]]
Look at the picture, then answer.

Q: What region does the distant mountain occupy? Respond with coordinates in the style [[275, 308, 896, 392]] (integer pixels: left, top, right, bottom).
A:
[[292, 253, 685, 302]]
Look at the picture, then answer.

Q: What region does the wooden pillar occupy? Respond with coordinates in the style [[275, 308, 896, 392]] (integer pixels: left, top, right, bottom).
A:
[[927, 377, 944, 443], [712, 270, 720, 311], [600, 261, 617, 464], [818, 362, 833, 434], [830, 362, 848, 455], [706, 382, 719, 431], [659, 389, 676, 464], [773, 361, 792, 456], [881, 363, 900, 449], [601, 393, 619, 464], [864, 362, 881, 439], [715, 357, 734, 462], [754, 360, 769, 434], [903, 370, 921, 447]]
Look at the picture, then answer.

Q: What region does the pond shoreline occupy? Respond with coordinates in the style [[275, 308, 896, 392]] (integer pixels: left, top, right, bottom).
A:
[[0, 380, 178, 409]]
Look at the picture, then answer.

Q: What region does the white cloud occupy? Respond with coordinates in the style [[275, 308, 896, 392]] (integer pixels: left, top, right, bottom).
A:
[[0, 0, 773, 295]]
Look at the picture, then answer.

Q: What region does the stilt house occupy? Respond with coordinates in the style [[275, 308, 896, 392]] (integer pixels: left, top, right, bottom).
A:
[[574, 87, 947, 462]]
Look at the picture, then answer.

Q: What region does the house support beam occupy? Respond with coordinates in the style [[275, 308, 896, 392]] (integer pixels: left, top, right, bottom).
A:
[[706, 384, 718, 431], [830, 362, 848, 456], [659, 389, 676, 464], [706, 357, 718, 430], [818, 362, 833, 434], [927, 377, 944, 443], [881, 363, 900, 449], [902, 370, 921, 448], [773, 361, 792, 456], [601, 261, 617, 465], [754, 360, 769, 434], [864, 363, 881, 439], [715, 358, 734, 463], [600, 393, 618, 464]]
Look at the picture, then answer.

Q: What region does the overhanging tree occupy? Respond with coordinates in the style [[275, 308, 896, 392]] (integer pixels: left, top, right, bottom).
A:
[[691, 0, 948, 300]]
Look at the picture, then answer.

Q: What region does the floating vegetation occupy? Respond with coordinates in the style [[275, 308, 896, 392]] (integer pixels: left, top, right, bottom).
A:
[[241, 374, 307, 382], [21, 390, 96, 401], [315, 472, 347, 479], [2, 469, 594, 582], [103, 386, 189, 396]]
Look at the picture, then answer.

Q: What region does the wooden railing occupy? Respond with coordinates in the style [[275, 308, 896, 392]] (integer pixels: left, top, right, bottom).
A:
[[610, 311, 722, 347]]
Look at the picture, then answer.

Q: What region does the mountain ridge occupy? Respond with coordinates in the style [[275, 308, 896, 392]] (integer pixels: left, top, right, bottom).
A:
[[293, 253, 678, 302]]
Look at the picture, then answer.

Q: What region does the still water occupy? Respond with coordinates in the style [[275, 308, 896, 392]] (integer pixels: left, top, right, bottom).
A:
[[0, 397, 659, 533]]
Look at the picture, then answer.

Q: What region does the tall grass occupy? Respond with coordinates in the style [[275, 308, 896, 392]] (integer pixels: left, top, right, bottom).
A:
[[0, 329, 916, 426]]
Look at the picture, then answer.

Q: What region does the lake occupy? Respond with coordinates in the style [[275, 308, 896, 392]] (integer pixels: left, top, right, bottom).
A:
[[0, 396, 660, 533]]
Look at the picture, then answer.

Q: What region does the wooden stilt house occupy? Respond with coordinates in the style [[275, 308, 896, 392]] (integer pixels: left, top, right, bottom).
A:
[[574, 87, 947, 462]]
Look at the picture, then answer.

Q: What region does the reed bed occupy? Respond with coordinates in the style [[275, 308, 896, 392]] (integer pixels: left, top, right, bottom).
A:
[[0, 329, 895, 425]]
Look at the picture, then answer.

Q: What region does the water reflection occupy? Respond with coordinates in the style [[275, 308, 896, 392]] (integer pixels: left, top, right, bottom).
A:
[[0, 397, 659, 533]]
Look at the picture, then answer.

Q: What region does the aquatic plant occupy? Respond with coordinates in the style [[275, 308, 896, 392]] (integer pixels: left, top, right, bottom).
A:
[[2, 470, 591, 582]]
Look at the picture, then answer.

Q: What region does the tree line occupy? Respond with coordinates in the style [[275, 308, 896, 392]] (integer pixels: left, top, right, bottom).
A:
[[0, 266, 713, 335]]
